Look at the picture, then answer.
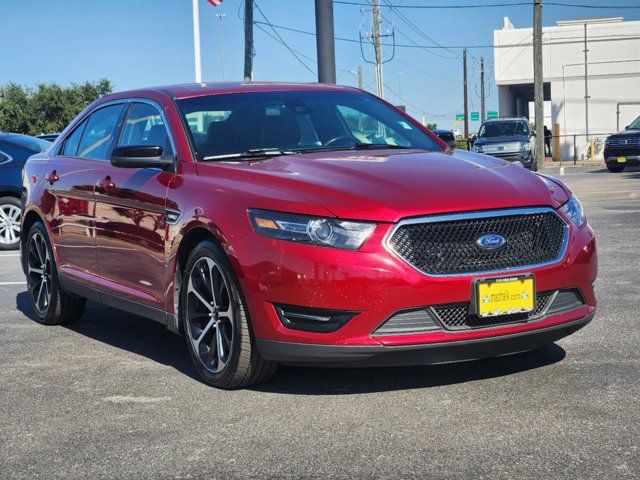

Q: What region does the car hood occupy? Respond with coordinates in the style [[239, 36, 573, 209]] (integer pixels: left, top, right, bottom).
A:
[[196, 149, 569, 223], [608, 129, 640, 139], [474, 135, 530, 145]]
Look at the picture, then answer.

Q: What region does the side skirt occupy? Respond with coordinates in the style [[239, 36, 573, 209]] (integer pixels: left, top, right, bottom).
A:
[[59, 276, 179, 333]]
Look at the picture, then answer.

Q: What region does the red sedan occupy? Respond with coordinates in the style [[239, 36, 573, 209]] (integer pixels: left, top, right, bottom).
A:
[[21, 83, 597, 388]]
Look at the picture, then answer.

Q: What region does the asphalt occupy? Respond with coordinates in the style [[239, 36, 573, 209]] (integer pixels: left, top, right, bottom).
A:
[[1, 166, 639, 479]]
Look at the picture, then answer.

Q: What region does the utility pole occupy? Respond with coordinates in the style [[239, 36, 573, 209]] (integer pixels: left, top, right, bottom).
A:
[[315, 0, 336, 84], [372, 0, 384, 98], [584, 22, 589, 137], [463, 48, 469, 139], [216, 13, 226, 81], [480, 57, 486, 122], [243, 0, 253, 82], [358, 65, 363, 89], [533, 0, 544, 171]]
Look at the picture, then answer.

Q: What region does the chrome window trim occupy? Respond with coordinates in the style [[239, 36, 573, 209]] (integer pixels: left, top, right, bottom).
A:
[[0, 150, 13, 166], [384, 206, 571, 278]]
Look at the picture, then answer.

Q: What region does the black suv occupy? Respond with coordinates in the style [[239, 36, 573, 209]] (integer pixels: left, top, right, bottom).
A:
[[604, 115, 640, 172], [472, 118, 536, 170]]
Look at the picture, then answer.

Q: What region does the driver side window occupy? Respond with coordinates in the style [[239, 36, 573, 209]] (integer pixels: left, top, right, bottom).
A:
[[119, 102, 172, 155]]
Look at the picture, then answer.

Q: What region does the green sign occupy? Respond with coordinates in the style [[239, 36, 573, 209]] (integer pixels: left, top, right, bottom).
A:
[[471, 112, 479, 121], [455, 114, 465, 121], [487, 111, 499, 119]]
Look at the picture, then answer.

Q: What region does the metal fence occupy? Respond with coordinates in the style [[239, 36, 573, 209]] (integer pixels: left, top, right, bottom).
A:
[[453, 133, 618, 165]]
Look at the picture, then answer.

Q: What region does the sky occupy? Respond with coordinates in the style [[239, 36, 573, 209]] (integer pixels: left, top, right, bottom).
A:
[[1, 0, 639, 130]]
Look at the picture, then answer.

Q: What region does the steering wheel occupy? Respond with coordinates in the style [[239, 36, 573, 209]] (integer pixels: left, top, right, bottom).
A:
[[324, 135, 357, 148]]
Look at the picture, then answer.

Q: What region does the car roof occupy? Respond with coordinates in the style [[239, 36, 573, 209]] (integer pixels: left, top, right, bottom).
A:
[[482, 117, 528, 123], [104, 82, 361, 101], [433, 129, 453, 134]]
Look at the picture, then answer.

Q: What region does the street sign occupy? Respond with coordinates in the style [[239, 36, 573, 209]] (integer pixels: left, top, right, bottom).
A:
[[471, 112, 479, 121], [487, 111, 499, 119], [456, 114, 465, 121]]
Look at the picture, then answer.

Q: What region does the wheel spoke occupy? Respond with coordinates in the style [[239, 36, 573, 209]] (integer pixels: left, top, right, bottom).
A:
[[28, 265, 43, 275], [36, 280, 45, 308], [215, 325, 227, 369], [188, 276, 213, 312], [0, 209, 8, 220], [35, 238, 45, 264], [195, 317, 216, 345]]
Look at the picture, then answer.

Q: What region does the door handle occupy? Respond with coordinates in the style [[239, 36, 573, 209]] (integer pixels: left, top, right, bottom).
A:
[[45, 170, 59, 185], [96, 176, 115, 193]]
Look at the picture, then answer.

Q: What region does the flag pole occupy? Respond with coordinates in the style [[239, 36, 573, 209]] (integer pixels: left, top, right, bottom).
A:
[[192, 0, 202, 83]]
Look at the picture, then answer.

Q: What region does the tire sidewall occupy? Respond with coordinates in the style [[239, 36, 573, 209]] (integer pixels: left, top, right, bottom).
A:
[[179, 241, 250, 388]]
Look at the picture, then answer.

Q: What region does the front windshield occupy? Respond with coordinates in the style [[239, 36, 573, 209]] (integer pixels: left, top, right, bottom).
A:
[[478, 121, 529, 138], [176, 90, 442, 159], [628, 116, 640, 130]]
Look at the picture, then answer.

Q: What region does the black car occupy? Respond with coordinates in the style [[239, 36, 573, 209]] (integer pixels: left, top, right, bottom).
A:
[[472, 118, 536, 170], [432, 129, 456, 148], [0, 133, 51, 250], [604, 115, 640, 172]]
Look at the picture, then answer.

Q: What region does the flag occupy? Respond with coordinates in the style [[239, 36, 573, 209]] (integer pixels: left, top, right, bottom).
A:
[[206, 0, 224, 6]]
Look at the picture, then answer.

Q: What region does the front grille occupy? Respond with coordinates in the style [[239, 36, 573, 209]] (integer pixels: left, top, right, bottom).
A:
[[606, 137, 640, 149], [433, 292, 554, 330], [388, 209, 568, 275], [481, 142, 521, 154]]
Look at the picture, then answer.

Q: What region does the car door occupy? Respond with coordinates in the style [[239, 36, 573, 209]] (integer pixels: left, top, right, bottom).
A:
[[43, 107, 125, 280], [93, 100, 175, 310]]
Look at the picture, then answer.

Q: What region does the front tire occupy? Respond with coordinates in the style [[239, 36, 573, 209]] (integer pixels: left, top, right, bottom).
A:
[[606, 164, 625, 173], [180, 240, 277, 389], [0, 197, 21, 251], [25, 222, 86, 325]]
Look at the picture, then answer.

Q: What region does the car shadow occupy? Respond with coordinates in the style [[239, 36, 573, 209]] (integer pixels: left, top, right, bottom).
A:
[[16, 291, 567, 394], [16, 291, 200, 382], [253, 344, 566, 395], [586, 166, 640, 174]]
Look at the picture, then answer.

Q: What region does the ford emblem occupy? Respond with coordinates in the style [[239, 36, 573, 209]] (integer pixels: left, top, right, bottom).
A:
[[476, 233, 507, 250]]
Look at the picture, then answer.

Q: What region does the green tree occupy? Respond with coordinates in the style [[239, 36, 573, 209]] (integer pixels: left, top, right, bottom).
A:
[[0, 79, 113, 135], [425, 123, 438, 130]]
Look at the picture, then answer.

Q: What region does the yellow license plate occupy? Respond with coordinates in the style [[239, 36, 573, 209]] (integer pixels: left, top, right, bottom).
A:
[[618, 156, 627, 163], [475, 276, 535, 318]]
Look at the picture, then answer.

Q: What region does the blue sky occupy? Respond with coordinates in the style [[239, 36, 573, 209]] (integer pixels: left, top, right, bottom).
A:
[[2, 0, 639, 129]]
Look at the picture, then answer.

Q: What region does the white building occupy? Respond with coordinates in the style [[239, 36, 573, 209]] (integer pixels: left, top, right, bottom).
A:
[[494, 16, 640, 161]]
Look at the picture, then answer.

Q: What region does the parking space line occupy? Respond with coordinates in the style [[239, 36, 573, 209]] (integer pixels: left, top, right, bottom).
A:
[[0, 253, 21, 257], [0, 281, 27, 285]]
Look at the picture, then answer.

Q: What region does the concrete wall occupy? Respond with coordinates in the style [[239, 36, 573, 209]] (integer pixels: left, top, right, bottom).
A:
[[494, 18, 640, 161]]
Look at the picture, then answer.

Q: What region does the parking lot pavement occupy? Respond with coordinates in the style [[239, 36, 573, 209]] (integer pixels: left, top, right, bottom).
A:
[[1, 167, 639, 480]]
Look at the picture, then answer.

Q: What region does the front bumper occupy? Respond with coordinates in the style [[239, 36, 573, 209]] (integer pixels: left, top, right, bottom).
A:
[[257, 312, 594, 366], [230, 214, 597, 356], [604, 153, 640, 166]]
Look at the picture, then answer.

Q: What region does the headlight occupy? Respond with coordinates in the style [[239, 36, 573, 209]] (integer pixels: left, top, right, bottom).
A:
[[559, 195, 585, 227], [249, 209, 376, 250], [472, 144, 483, 153], [520, 142, 530, 152]]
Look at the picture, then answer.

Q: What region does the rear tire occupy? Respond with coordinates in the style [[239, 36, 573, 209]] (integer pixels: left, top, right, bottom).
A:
[[25, 222, 86, 325], [180, 239, 277, 389], [0, 196, 21, 251], [606, 164, 625, 173]]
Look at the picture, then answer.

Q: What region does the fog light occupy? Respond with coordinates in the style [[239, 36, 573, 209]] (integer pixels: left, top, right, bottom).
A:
[[274, 304, 359, 333]]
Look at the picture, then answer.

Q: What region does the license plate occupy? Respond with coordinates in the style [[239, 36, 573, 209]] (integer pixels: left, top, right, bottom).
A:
[[475, 275, 535, 318], [618, 156, 627, 163]]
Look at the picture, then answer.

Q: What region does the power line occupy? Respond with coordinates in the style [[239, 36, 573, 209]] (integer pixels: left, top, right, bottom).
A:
[[336, 1, 531, 8], [253, 21, 640, 49], [254, 2, 316, 76], [336, 0, 640, 8]]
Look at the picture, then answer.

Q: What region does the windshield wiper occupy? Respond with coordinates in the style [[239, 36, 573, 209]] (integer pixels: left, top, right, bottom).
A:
[[202, 148, 294, 161]]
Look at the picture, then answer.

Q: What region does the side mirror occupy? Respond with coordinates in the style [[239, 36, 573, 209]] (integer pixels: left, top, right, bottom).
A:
[[110, 145, 174, 169], [530, 130, 537, 137], [625, 125, 630, 130]]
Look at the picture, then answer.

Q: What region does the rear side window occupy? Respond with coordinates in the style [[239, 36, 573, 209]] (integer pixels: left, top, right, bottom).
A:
[[62, 119, 88, 157], [119, 103, 172, 154], [77, 104, 125, 160]]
